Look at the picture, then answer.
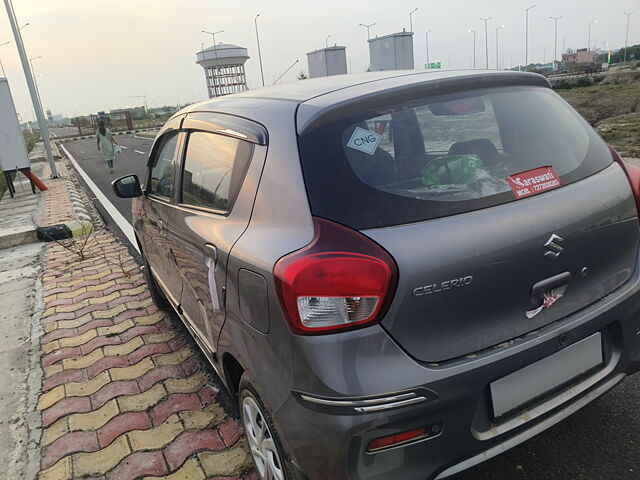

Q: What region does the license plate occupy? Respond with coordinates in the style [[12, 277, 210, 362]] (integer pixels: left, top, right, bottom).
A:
[[490, 332, 603, 418]]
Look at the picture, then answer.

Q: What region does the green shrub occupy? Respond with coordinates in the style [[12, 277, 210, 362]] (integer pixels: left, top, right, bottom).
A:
[[22, 130, 41, 153], [576, 77, 593, 87], [555, 80, 573, 90]]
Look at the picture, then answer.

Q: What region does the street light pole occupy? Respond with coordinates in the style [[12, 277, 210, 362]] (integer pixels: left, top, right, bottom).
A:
[[495, 24, 504, 69], [588, 20, 597, 51], [425, 30, 431, 67], [550, 16, 562, 71], [325, 35, 331, 48], [468, 30, 476, 68], [359, 22, 376, 41], [202, 29, 223, 59], [525, 5, 535, 72], [480, 17, 492, 69], [254, 14, 265, 87], [409, 8, 418, 32], [624, 12, 634, 64], [3, 0, 57, 177]]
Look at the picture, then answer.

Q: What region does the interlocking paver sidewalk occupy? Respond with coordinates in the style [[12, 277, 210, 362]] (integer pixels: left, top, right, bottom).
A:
[[31, 157, 255, 480]]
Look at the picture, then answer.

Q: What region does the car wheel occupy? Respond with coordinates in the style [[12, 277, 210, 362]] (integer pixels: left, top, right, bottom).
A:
[[142, 255, 171, 310], [239, 377, 293, 480]]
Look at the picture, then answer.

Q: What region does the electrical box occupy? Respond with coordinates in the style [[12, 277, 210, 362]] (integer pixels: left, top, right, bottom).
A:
[[369, 31, 415, 71], [0, 78, 30, 172], [307, 46, 348, 78]]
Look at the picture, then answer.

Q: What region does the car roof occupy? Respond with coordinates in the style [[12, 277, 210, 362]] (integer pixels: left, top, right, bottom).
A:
[[177, 69, 550, 127]]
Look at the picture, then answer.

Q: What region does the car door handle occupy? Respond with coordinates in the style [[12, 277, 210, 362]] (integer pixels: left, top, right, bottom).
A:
[[203, 243, 218, 265]]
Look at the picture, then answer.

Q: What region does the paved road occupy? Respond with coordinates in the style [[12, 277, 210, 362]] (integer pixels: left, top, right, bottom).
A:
[[64, 135, 152, 222], [63, 135, 640, 480]]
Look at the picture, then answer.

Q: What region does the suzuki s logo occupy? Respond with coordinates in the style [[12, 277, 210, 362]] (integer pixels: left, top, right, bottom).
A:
[[544, 234, 564, 260]]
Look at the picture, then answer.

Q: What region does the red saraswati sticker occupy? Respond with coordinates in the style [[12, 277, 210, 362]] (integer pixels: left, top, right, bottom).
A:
[[507, 166, 562, 199]]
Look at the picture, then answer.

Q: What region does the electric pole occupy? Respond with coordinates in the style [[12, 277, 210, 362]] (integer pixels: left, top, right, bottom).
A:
[[480, 17, 492, 69], [525, 5, 536, 72]]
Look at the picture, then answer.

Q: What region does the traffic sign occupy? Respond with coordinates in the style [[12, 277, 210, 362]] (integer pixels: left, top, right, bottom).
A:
[[426, 62, 442, 69]]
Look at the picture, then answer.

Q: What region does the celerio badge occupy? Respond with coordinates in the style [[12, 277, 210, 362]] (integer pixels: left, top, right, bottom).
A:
[[346, 127, 382, 155]]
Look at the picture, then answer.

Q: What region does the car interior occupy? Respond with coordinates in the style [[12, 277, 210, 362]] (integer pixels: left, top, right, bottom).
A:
[[344, 97, 512, 201]]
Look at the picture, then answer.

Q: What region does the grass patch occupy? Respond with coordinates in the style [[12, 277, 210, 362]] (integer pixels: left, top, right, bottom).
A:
[[557, 74, 640, 156], [597, 113, 640, 157]]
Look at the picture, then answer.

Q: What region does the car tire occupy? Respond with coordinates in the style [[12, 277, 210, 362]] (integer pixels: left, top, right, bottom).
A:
[[239, 376, 294, 480], [142, 255, 171, 310]]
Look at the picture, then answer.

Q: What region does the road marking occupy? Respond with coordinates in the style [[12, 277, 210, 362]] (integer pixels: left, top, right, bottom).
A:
[[134, 150, 146, 155], [120, 145, 128, 149], [59, 143, 139, 253]]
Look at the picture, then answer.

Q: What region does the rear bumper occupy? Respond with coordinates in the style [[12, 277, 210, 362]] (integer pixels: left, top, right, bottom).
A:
[[278, 274, 640, 479]]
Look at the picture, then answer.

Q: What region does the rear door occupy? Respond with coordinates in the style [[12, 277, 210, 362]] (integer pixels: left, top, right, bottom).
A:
[[170, 113, 266, 352], [297, 83, 640, 363]]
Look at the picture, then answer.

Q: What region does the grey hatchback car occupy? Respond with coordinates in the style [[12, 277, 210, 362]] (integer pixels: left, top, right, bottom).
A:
[[113, 70, 640, 480]]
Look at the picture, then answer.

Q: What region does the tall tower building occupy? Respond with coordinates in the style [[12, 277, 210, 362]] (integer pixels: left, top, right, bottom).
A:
[[196, 44, 250, 98]]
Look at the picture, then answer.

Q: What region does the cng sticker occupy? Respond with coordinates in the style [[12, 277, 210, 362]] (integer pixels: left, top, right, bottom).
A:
[[346, 127, 382, 155]]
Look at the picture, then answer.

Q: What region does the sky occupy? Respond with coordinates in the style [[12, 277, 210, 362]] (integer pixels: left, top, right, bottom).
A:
[[1, 0, 639, 122]]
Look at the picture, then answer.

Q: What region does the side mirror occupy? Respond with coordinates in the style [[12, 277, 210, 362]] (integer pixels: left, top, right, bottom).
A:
[[112, 174, 142, 198]]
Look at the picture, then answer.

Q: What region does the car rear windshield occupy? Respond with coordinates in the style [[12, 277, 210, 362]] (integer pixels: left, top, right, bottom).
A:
[[297, 85, 612, 229]]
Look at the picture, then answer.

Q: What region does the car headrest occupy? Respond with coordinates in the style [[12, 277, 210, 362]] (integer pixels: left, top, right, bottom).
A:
[[448, 138, 501, 167]]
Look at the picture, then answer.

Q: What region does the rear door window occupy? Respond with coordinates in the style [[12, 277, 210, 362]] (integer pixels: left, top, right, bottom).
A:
[[180, 132, 253, 213], [298, 86, 611, 229]]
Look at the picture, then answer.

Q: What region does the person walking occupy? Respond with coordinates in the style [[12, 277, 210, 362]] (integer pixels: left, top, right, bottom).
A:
[[96, 119, 118, 174]]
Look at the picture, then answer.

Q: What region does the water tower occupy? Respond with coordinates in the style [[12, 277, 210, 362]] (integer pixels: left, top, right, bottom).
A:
[[196, 44, 250, 98]]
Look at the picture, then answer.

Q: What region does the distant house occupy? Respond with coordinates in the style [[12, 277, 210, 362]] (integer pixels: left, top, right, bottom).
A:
[[562, 48, 595, 64]]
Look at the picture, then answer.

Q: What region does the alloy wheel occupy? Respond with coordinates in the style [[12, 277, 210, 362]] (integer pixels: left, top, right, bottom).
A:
[[242, 395, 285, 480]]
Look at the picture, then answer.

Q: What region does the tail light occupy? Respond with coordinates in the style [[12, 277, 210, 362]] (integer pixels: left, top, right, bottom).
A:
[[274, 217, 397, 335], [611, 145, 640, 213]]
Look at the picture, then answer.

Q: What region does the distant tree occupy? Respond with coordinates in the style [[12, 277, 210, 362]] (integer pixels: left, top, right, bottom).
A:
[[596, 44, 640, 65], [71, 116, 90, 127], [298, 70, 308, 80]]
